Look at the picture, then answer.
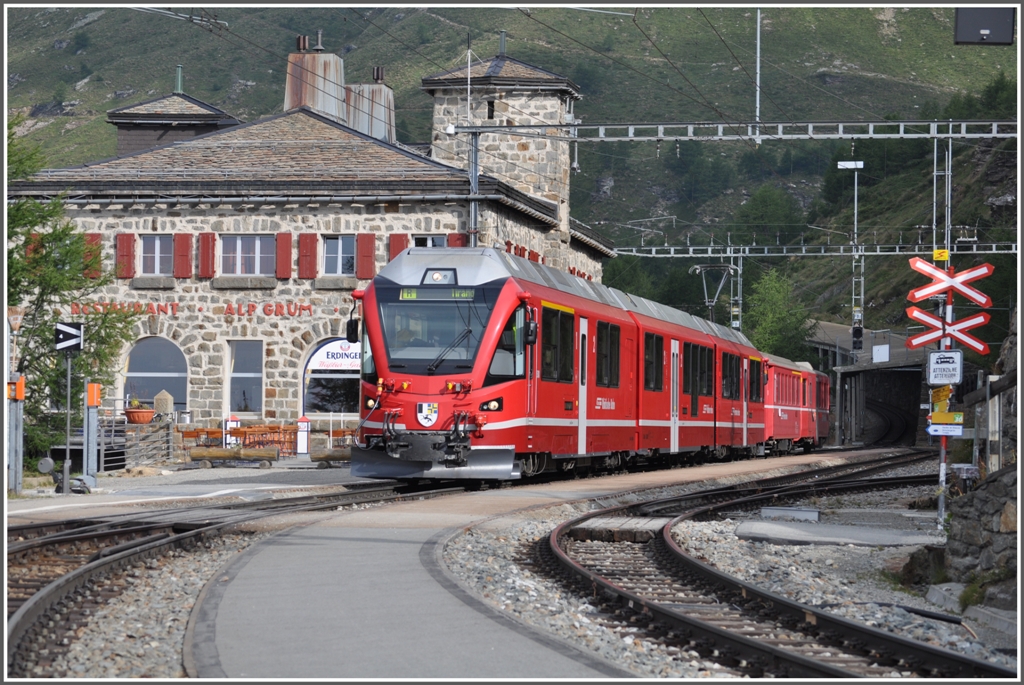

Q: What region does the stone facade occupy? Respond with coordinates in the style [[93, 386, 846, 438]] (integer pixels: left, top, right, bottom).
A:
[[945, 465, 1017, 582]]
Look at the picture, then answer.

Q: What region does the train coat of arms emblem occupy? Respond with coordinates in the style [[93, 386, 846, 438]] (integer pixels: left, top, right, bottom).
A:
[[416, 402, 439, 427]]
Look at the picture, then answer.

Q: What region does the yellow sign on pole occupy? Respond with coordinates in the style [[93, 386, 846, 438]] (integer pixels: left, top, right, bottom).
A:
[[933, 400, 949, 413], [931, 385, 952, 403], [933, 249, 950, 261], [931, 412, 964, 424]]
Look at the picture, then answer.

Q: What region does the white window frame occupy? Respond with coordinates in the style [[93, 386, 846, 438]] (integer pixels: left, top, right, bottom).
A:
[[221, 235, 275, 276], [413, 235, 446, 248], [141, 235, 174, 276], [323, 235, 357, 276]]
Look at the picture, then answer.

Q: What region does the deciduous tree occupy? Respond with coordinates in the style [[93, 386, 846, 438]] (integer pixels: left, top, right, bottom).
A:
[[7, 115, 137, 465], [743, 268, 815, 362]]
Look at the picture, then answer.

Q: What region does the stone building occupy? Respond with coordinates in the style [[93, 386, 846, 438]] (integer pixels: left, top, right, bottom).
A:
[[7, 41, 614, 429]]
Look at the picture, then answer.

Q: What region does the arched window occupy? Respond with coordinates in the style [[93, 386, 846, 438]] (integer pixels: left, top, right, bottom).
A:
[[303, 338, 361, 415], [124, 337, 187, 410]]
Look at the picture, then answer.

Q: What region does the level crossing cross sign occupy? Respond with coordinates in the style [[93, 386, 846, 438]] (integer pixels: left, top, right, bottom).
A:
[[904, 306, 990, 354], [906, 257, 994, 307]]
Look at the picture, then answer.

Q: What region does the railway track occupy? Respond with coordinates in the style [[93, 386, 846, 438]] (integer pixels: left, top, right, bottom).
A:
[[546, 458, 1014, 679], [865, 399, 918, 447], [6, 481, 461, 678]]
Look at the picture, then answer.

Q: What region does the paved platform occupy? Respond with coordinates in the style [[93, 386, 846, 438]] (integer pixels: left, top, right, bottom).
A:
[[186, 525, 628, 678], [734, 520, 946, 547]]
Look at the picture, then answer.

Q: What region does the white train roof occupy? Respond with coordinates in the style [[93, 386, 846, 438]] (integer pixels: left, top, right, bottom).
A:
[[377, 247, 756, 348]]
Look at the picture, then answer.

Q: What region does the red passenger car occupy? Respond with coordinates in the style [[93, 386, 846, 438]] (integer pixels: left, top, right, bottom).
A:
[[762, 355, 830, 454]]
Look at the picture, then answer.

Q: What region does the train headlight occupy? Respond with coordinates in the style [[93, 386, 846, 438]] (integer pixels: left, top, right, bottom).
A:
[[479, 398, 503, 411], [366, 399, 376, 409]]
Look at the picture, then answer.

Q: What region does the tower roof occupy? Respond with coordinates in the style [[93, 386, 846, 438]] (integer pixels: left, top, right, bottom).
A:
[[106, 93, 241, 126], [421, 55, 581, 99]]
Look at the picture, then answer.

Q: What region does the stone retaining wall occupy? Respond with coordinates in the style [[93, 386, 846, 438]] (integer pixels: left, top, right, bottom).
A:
[[945, 464, 1017, 582]]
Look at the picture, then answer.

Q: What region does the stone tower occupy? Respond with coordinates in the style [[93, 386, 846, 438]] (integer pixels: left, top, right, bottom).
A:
[[421, 39, 581, 267]]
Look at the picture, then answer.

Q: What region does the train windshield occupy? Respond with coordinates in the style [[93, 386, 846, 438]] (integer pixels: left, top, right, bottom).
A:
[[375, 282, 505, 375]]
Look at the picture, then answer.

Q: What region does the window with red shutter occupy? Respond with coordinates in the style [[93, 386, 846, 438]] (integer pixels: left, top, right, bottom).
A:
[[276, 233, 293, 279], [198, 233, 217, 278], [84, 233, 102, 278], [173, 234, 193, 278], [115, 233, 136, 279], [388, 234, 409, 261], [298, 233, 318, 279], [355, 234, 376, 279], [447, 232, 468, 248]]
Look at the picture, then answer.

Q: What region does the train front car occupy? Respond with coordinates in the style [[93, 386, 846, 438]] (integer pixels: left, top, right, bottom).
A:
[[350, 248, 531, 481]]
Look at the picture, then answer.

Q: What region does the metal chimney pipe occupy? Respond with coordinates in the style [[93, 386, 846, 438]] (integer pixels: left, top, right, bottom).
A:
[[175, 65, 183, 93], [499, 30, 506, 56], [313, 28, 324, 52]]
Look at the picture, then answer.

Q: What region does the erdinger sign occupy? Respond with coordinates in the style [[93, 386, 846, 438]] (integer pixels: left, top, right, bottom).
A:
[[308, 339, 361, 371]]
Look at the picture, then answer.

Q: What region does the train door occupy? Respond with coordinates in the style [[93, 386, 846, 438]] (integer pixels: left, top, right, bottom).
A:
[[670, 339, 679, 453], [578, 317, 588, 453], [741, 357, 749, 447]]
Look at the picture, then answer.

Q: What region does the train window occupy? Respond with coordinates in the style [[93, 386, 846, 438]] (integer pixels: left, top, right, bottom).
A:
[[485, 308, 526, 386], [596, 321, 620, 388], [698, 345, 714, 397], [559, 310, 575, 382], [683, 342, 692, 395], [721, 353, 741, 399], [361, 331, 376, 384], [541, 307, 574, 383], [802, 378, 807, 406], [748, 359, 763, 402], [643, 333, 664, 391]]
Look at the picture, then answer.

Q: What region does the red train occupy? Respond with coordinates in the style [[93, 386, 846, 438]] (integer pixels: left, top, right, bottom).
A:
[[762, 355, 831, 456], [348, 247, 830, 481]]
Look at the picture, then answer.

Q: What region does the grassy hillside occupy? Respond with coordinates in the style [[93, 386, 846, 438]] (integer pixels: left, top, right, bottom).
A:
[[7, 6, 1017, 366]]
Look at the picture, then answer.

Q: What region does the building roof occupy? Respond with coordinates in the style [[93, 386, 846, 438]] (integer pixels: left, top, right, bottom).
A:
[[811, 320, 928, 368], [106, 93, 241, 126], [9, 107, 559, 225], [568, 217, 616, 258], [421, 55, 581, 99]]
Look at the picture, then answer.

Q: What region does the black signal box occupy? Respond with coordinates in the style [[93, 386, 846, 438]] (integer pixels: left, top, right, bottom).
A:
[[955, 8, 1016, 45]]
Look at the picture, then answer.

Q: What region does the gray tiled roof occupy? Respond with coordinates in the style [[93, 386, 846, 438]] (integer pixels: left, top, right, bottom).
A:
[[422, 55, 580, 98], [29, 108, 473, 183], [107, 93, 229, 117], [10, 107, 559, 225]]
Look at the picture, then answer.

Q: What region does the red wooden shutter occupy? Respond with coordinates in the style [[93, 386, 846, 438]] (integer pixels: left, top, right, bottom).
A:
[[447, 232, 468, 248], [276, 233, 292, 279], [198, 233, 217, 278], [115, 233, 135, 278], [298, 233, 318, 279], [356, 234, 376, 279], [173, 234, 192, 278], [389, 233, 409, 261], [84, 233, 102, 278], [528, 249, 540, 262]]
